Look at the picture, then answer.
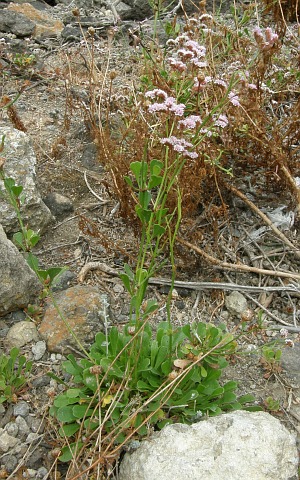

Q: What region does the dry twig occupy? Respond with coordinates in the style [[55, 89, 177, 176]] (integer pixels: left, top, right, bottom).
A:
[[177, 237, 300, 281]]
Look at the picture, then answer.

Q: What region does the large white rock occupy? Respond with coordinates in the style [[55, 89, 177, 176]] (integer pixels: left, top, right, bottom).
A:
[[119, 411, 299, 480]]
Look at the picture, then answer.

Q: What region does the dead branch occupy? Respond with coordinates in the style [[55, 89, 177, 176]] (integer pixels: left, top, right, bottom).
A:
[[225, 183, 300, 260], [176, 237, 300, 281]]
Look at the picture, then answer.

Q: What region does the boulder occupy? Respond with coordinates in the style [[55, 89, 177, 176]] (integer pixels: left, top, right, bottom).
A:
[[0, 9, 35, 37], [39, 285, 110, 353], [119, 411, 299, 480], [0, 127, 54, 235], [6, 3, 64, 38], [0, 224, 42, 316]]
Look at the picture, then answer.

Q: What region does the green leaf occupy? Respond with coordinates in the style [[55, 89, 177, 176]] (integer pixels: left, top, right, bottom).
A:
[[66, 388, 82, 399], [57, 405, 77, 423], [238, 394, 255, 404], [137, 358, 150, 372], [124, 176, 134, 188], [135, 206, 151, 223], [59, 442, 84, 462], [4, 178, 15, 190], [138, 190, 151, 209], [143, 299, 158, 316], [130, 161, 143, 181], [38, 267, 65, 285], [161, 359, 171, 376], [59, 423, 80, 437], [221, 391, 237, 404], [124, 263, 134, 280], [26, 252, 39, 273], [154, 345, 168, 370], [11, 185, 23, 197], [13, 232, 25, 249], [72, 404, 94, 419], [119, 273, 132, 294], [148, 175, 162, 189], [153, 224, 166, 237], [137, 380, 153, 392], [82, 371, 98, 392], [26, 229, 40, 245], [54, 394, 79, 408], [150, 340, 159, 367], [150, 159, 163, 176]]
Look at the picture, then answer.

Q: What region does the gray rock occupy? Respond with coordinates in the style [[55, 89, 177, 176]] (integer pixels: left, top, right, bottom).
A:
[[4, 421, 18, 437], [51, 269, 75, 292], [1, 454, 18, 473], [26, 416, 44, 433], [32, 340, 47, 360], [80, 142, 103, 172], [36, 467, 48, 479], [119, 411, 299, 480], [6, 320, 39, 348], [61, 24, 82, 41], [15, 415, 30, 439], [6, 2, 64, 39], [0, 428, 20, 453], [13, 401, 30, 418], [26, 432, 40, 443], [42, 192, 74, 219], [25, 446, 46, 469], [225, 291, 248, 317], [0, 10, 35, 37], [0, 225, 42, 316], [31, 375, 51, 388], [281, 343, 300, 383], [0, 127, 54, 235]]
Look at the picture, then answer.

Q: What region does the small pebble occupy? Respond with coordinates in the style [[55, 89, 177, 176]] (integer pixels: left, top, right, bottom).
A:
[[32, 341, 47, 360], [26, 432, 40, 444], [5, 422, 18, 437], [37, 467, 48, 478], [13, 401, 30, 418]]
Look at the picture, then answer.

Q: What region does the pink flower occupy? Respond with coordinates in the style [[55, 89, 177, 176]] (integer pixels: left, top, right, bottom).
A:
[[178, 115, 202, 129], [148, 103, 168, 113], [190, 59, 207, 68], [160, 136, 198, 158], [253, 26, 278, 51], [228, 91, 241, 107], [145, 89, 168, 100], [213, 78, 228, 88], [178, 48, 194, 59], [213, 114, 228, 128], [168, 58, 187, 72], [147, 93, 185, 117], [253, 26, 264, 45], [185, 40, 206, 58]]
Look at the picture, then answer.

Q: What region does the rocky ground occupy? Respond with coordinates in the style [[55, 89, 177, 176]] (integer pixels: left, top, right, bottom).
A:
[[0, 1, 300, 479]]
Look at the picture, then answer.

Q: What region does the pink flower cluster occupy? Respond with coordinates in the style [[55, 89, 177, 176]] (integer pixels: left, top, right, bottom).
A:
[[145, 89, 185, 116], [228, 91, 241, 107], [167, 35, 207, 72], [160, 136, 198, 159], [178, 115, 202, 129], [193, 76, 228, 92], [213, 114, 229, 128], [253, 26, 279, 51]]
